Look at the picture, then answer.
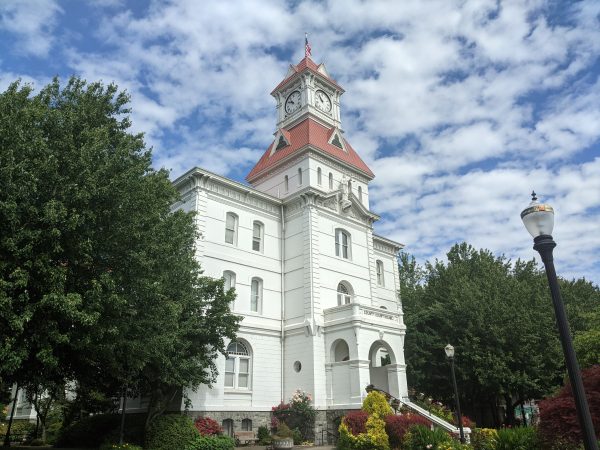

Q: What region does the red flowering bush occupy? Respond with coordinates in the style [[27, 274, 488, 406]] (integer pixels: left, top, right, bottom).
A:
[[538, 365, 600, 446], [384, 413, 431, 448], [343, 410, 369, 436], [194, 416, 222, 436]]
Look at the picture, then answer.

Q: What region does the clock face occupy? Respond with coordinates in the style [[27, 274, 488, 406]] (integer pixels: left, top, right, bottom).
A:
[[285, 91, 301, 114], [315, 90, 332, 112]]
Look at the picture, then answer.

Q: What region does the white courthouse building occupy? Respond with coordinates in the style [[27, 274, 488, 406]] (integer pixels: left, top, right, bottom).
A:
[[8, 55, 411, 438], [169, 55, 409, 435]]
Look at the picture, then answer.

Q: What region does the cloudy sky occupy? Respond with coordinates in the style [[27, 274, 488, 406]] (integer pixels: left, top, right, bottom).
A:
[[1, 0, 599, 283]]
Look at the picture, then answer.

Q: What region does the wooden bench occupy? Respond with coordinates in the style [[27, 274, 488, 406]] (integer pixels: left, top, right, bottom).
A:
[[234, 430, 258, 445]]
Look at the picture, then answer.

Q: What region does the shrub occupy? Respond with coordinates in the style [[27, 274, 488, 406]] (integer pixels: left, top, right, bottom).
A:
[[495, 427, 540, 450], [457, 415, 475, 429], [470, 428, 498, 450], [384, 413, 431, 448], [273, 422, 294, 440], [145, 414, 199, 450], [55, 414, 120, 447], [292, 427, 303, 444], [257, 426, 271, 445], [344, 410, 369, 436], [2, 420, 35, 443], [194, 416, 222, 436], [403, 424, 452, 450], [185, 435, 235, 450], [362, 391, 393, 417], [272, 389, 316, 440], [539, 365, 600, 446]]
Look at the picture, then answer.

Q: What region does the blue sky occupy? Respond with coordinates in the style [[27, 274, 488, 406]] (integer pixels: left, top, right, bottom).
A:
[[1, 0, 599, 283]]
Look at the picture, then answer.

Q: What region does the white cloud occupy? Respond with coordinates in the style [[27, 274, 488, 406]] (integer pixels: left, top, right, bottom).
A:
[[2, 0, 599, 281], [0, 0, 62, 57]]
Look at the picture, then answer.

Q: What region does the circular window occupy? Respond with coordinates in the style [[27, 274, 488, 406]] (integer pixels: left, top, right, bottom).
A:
[[293, 361, 302, 372]]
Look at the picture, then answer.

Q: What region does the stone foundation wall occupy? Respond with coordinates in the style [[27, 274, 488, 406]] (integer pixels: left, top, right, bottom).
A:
[[188, 408, 357, 444], [186, 410, 271, 435]]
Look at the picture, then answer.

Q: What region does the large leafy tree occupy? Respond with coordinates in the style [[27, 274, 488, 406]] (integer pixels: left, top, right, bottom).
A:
[[0, 78, 239, 438], [400, 243, 586, 427]]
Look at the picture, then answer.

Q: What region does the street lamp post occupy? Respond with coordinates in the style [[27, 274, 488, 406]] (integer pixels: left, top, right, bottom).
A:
[[521, 192, 598, 450], [445, 344, 465, 443]]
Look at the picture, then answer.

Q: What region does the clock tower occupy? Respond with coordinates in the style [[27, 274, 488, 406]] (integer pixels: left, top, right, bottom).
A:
[[273, 56, 343, 131]]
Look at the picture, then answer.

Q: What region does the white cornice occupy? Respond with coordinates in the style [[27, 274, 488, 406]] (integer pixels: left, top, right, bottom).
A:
[[373, 234, 404, 254]]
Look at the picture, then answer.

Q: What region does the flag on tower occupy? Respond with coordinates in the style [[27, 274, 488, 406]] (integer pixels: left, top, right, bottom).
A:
[[305, 33, 311, 57]]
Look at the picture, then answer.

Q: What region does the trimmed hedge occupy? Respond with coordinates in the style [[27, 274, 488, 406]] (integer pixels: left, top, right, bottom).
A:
[[145, 414, 199, 450]]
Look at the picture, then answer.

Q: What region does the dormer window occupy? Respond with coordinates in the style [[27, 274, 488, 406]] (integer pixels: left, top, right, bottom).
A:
[[276, 135, 288, 151], [331, 133, 343, 149]]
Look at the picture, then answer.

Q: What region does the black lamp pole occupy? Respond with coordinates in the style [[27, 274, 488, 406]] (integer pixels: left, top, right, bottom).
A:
[[447, 354, 465, 443], [534, 234, 598, 450]]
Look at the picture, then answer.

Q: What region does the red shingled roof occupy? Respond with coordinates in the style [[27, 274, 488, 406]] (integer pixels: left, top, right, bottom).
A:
[[271, 56, 344, 94], [246, 118, 374, 182]]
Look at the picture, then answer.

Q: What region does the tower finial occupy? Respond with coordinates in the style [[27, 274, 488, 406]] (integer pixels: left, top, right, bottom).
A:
[[531, 190, 537, 202], [305, 32, 312, 58]]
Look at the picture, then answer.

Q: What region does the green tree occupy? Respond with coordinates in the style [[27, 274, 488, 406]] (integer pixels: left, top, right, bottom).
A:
[[0, 78, 239, 441], [401, 243, 565, 427]]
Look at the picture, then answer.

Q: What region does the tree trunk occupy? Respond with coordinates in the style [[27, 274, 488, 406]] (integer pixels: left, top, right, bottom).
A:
[[504, 394, 515, 426], [144, 384, 180, 436], [3, 384, 19, 448]]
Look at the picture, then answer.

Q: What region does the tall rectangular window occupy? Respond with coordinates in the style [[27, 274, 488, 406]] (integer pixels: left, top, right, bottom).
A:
[[250, 278, 262, 312], [317, 167, 322, 185], [376, 260, 385, 286], [335, 229, 350, 259], [225, 212, 237, 244], [225, 357, 235, 388], [252, 221, 263, 252]]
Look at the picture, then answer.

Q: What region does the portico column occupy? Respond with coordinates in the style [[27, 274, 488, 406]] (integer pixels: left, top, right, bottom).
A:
[[386, 363, 408, 400], [349, 359, 371, 405]]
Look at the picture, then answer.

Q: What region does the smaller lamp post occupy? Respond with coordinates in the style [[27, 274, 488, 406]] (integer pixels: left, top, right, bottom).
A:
[[445, 344, 465, 443], [391, 398, 401, 414], [521, 192, 598, 450]]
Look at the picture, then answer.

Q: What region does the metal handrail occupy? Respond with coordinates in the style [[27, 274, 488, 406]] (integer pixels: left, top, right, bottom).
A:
[[365, 384, 470, 441]]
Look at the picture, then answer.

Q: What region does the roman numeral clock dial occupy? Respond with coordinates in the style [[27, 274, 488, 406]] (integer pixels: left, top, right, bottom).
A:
[[285, 91, 301, 114]]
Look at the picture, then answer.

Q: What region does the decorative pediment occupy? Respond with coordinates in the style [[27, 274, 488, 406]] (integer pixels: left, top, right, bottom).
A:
[[315, 190, 379, 224]]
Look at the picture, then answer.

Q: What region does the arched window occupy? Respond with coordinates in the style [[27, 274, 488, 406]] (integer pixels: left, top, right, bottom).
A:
[[284, 175, 289, 192], [358, 186, 363, 202], [250, 277, 262, 313], [376, 260, 384, 286], [242, 419, 252, 431], [298, 167, 303, 185], [333, 339, 350, 362], [335, 229, 351, 259], [347, 179, 352, 194], [337, 282, 352, 305], [225, 341, 251, 389], [380, 306, 387, 310], [225, 212, 238, 245], [329, 172, 333, 190], [317, 167, 322, 185], [222, 419, 234, 437], [252, 221, 263, 252], [223, 271, 236, 291]]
